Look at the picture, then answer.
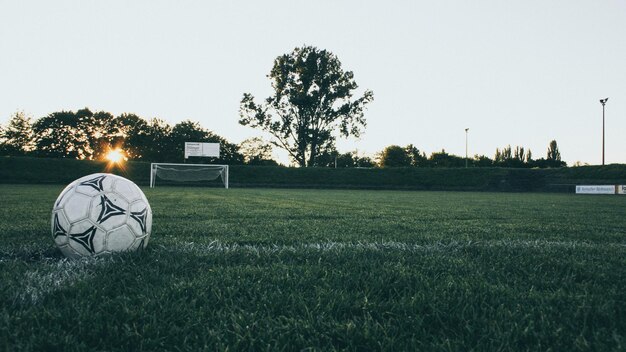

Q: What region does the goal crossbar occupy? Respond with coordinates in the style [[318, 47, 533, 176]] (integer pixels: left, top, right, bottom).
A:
[[150, 163, 229, 189]]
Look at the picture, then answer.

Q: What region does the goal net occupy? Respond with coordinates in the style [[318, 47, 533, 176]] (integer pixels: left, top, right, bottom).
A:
[[150, 163, 229, 189]]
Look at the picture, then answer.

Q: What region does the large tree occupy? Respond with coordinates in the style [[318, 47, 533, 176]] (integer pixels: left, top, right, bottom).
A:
[[239, 46, 374, 167], [32, 110, 87, 158]]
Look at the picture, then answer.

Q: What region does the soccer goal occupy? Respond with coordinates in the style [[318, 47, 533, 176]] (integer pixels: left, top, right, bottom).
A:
[[150, 163, 229, 189]]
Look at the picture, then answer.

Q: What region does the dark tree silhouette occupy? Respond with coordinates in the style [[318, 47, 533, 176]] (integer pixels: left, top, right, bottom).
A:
[[546, 140, 566, 167], [0, 111, 34, 156], [428, 150, 465, 168], [405, 144, 428, 167], [32, 110, 87, 158], [379, 145, 411, 167]]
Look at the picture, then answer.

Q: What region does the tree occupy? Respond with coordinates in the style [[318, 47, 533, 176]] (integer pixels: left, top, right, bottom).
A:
[[165, 120, 210, 161], [311, 143, 340, 167], [546, 140, 566, 167], [473, 154, 493, 167], [0, 125, 5, 154], [429, 149, 465, 167], [32, 110, 88, 158], [138, 118, 173, 162], [496, 145, 513, 165], [405, 144, 428, 167], [0, 111, 34, 156], [110, 113, 151, 160], [333, 152, 353, 167], [239, 137, 277, 165], [31, 108, 114, 159], [547, 140, 560, 161], [526, 149, 533, 164], [239, 46, 374, 167], [379, 145, 411, 167], [348, 151, 375, 168], [83, 110, 116, 160], [69, 108, 117, 160]]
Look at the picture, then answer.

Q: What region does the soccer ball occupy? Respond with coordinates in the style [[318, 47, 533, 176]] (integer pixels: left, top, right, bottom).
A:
[[51, 173, 152, 258]]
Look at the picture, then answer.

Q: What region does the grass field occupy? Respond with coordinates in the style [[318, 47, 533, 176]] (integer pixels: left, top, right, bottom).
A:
[[1, 184, 625, 351]]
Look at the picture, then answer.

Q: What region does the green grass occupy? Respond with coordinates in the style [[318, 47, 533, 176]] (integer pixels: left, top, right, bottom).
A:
[[1, 185, 625, 351]]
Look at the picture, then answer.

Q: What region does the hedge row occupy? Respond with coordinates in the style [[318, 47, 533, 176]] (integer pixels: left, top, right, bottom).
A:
[[1, 156, 625, 192]]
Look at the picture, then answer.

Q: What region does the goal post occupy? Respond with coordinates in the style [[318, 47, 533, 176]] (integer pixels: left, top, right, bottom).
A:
[[150, 163, 229, 189]]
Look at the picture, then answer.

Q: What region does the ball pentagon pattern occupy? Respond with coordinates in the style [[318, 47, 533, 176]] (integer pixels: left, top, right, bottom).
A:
[[51, 173, 152, 258]]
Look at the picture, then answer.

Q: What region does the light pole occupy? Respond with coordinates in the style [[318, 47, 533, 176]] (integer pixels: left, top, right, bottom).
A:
[[600, 98, 608, 165], [465, 128, 469, 168]]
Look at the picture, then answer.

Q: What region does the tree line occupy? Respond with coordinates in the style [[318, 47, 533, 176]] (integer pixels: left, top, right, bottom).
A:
[[376, 141, 566, 168], [0, 109, 565, 168], [0, 109, 276, 165]]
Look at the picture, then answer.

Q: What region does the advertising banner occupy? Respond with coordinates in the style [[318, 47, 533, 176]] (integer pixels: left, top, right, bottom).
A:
[[575, 185, 616, 194], [184, 142, 220, 158]]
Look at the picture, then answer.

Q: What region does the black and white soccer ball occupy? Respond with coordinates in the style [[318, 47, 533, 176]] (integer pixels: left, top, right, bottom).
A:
[[51, 173, 152, 258]]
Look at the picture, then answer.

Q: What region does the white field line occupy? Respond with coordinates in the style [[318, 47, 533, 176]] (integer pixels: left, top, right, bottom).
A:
[[16, 257, 112, 304], [166, 239, 626, 255]]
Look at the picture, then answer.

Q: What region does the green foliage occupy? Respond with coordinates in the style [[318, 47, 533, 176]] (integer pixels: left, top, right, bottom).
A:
[[428, 149, 465, 167], [336, 151, 375, 168], [0, 186, 625, 350], [405, 144, 428, 167], [547, 140, 560, 161], [141, 118, 174, 162], [110, 114, 163, 160], [473, 154, 494, 167], [79, 109, 116, 160], [544, 139, 566, 167], [32, 110, 88, 159], [239, 46, 374, 167], [492, 140, 566, 168], [29, 108, 117, 160], [494, 145, 528, 167], [0, 111, 34, 155], [379, 145, 411, 167]]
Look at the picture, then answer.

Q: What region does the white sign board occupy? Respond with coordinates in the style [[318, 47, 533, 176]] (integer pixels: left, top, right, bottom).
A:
[[575, 185, 616, 194], [618, 185, 626, 194], [184, 142, 220, 159]]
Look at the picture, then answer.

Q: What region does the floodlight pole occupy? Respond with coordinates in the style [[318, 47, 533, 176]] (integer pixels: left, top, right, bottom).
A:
[[600, 98, 608, 165], [465, 128, 469, 168]]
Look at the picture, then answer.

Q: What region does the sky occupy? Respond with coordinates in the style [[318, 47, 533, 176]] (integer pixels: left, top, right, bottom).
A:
[[1, 0, 625, 165]]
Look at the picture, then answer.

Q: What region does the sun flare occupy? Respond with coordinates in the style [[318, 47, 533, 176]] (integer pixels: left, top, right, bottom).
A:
[[106, 149, 125, 164]]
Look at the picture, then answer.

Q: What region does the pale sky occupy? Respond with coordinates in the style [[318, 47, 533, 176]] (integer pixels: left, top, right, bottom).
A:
[[1, 0, 625, 165]]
